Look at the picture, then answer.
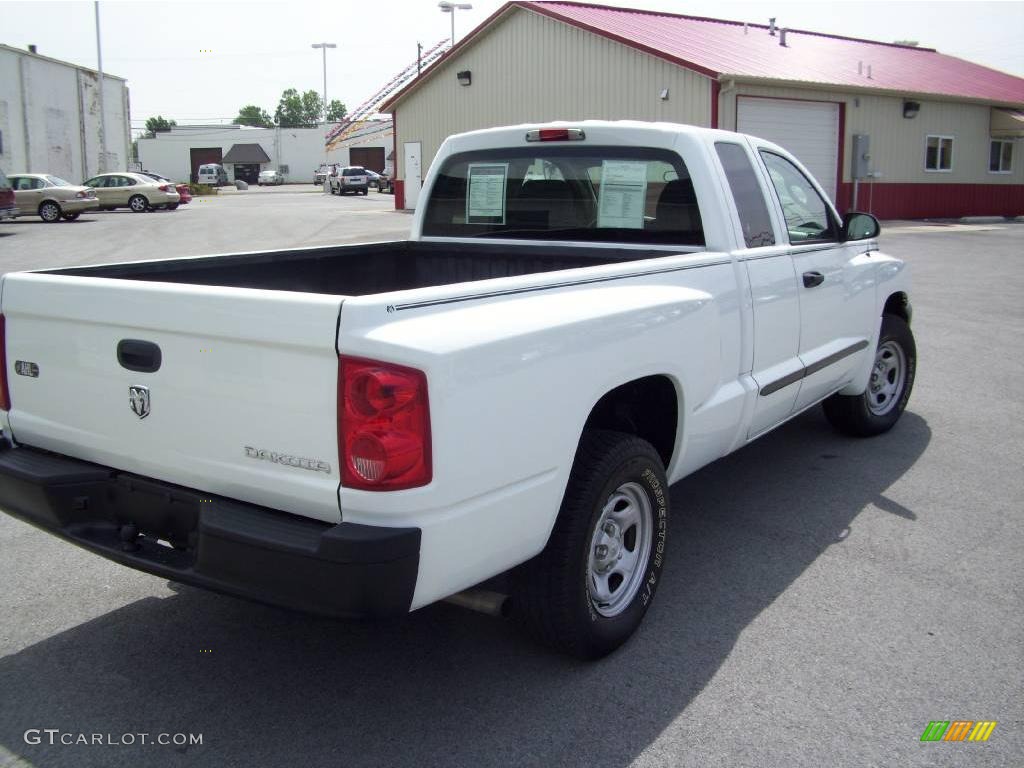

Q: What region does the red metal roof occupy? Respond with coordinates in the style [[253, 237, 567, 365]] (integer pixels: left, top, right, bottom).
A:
[[526, 2, 1024, 105]]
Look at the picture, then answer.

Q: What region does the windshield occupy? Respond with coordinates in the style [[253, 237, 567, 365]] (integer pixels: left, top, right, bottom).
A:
[[422, 146, 704, 245]]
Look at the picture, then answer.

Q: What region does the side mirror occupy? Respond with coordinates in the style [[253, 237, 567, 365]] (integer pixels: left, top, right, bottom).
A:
[[842, 211, 880, 241]]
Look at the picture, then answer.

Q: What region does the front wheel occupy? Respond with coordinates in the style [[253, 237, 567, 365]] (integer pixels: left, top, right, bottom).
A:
[[129, 195, 148, 213], [61, 212, 81, 221], [39, 201, 62, 223], [512, 430, 669, 659], [823, 314, 916, 436]]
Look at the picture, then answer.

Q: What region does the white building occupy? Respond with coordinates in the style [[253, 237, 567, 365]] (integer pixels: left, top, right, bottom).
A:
[[138, 121, 393, 184], [0, 43, 131, 180]]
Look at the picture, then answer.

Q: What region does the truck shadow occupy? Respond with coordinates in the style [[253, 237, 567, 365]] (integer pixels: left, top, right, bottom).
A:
[[0, 409, 930, 768]]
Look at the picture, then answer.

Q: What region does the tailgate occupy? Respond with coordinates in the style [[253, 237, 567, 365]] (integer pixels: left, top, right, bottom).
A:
[[1, 273, 344, 523]]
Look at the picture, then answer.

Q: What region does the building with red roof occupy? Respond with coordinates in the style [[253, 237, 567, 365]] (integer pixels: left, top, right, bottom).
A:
[[382, 1, 1024, 218]]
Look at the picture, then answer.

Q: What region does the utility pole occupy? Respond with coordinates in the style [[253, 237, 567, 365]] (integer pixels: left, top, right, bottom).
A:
[[311, 42, 336, 167], [94, 1, 108, 173]]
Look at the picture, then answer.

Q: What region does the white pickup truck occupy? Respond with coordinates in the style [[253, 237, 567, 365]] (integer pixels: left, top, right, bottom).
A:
[[0, 122, 914, 658]]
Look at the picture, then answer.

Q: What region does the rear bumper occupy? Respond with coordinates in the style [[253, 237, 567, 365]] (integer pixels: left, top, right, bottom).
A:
[[0, 442, 420, 618]]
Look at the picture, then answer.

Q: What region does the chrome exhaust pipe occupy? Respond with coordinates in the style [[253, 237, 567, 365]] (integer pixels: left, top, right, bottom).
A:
[[443, 588, 511, 618]]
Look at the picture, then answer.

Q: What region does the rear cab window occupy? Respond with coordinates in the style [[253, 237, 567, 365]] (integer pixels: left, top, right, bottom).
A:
[[714, 143, 776, 248], [422, 146, 704, 246]]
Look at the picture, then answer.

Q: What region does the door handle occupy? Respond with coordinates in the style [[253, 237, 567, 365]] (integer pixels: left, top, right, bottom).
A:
[[802, 271, 825, 288], [117, 339, 162, 373]]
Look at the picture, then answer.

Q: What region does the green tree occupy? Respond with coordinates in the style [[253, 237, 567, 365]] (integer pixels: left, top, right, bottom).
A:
[[301, 90, 324, 124], [233, 105, 273, 127], [274, 88, 324, 127], [144, 115, 176, 136], [326, 99, 347, 122]]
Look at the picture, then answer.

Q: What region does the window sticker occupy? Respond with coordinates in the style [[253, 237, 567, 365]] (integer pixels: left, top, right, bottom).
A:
[[597, 161, 648, 229], [466, 163, 509, 224]]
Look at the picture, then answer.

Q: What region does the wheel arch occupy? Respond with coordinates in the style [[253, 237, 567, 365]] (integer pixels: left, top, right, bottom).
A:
[[580, 375, 681, 471], [883, 291, 912, 324]]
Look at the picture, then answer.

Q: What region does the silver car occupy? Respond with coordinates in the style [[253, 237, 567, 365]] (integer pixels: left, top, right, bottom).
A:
[[258, 169, 285, 186], [6, 173, 100, 222], [83, 172, 181, 212]]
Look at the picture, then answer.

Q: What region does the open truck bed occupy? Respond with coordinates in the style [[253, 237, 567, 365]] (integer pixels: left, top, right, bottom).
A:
[[52, 240, 665, 296]]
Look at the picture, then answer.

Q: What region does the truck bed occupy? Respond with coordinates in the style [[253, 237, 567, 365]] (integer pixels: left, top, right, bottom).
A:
[[52, 240, 667, 296]]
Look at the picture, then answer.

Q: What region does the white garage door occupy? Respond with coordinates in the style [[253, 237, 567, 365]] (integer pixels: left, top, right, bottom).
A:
[[737, 97, 840, 203]]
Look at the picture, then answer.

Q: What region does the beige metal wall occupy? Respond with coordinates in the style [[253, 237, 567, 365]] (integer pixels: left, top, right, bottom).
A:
[[719, 82, 1024, 185], [393, 7, 712, 188]]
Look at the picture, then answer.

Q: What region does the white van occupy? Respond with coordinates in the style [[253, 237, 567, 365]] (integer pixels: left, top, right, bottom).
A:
[[197, 164, 228, 186]]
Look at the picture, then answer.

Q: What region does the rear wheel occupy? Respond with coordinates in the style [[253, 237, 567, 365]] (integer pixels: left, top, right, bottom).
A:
[[61, 212, 81, 221], [129, 195, 148, 213], [39, 201, 62, 223], [823, 314, 916, 436], [512, 430, 669, 659]]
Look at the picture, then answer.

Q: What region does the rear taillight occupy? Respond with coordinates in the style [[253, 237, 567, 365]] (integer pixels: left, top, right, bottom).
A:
[[339, 356, 431, 491], [525, 127, 586, 142], [158, 184, 172, 192], [0, 315, 10, 411]]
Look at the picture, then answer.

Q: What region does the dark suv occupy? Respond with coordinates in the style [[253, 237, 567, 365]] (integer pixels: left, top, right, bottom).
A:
[[329, 166, 369, 196]]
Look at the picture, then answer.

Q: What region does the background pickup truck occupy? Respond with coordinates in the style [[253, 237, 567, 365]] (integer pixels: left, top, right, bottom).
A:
[[0, 121, 914, 659]]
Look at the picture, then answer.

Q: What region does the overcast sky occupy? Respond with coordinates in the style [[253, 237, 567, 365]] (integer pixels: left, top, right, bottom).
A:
[[3, 0, 1022, 135]]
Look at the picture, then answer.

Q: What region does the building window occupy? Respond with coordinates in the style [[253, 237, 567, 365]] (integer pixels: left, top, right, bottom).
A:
[[989, 140, 1013, 173], [925, 135, 954, 172]]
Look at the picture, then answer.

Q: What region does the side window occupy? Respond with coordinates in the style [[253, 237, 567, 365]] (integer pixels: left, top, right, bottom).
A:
[[30, 177, 46, 190], [715, 143, 775, 248], [989, 140, 1013, 173], [122, 176, 135, 186], [85, 177, 104, 188], [759, 151, 838, 243], [925, 135, 954, 172]]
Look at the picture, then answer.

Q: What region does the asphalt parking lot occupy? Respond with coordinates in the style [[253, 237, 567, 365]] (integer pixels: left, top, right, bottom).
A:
[[0, 194, 1021, 767], [0, 184, 411, 271]]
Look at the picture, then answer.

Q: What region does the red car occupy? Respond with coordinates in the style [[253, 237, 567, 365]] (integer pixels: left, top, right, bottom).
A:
[[139, 171, 191, 207], [0, 169, 15, 221]]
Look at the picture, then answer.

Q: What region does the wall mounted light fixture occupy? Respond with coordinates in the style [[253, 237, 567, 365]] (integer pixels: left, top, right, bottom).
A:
[[902, 100, 921, 119], [457, 70, 472, 86]]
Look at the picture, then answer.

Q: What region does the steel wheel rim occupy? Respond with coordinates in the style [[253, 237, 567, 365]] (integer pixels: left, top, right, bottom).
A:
[[587, 481, 653, 618], [868, 340, 906, 416], [130, 196, 147, 212], [41, 203, 59, 221]]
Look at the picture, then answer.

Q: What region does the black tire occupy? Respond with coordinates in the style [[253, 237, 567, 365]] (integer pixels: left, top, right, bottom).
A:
[[823, 314, 916, 436], [167, 203, 179, 210], [129, 194, 148, 213], [39, 201, 62, 223], [61, 212, 81, 221], [512, 430, 669, 659]]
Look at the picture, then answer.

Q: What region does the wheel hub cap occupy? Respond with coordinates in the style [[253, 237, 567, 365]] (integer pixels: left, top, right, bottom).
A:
[[867, 340, 906, 416], [587, 481, 654, 617]]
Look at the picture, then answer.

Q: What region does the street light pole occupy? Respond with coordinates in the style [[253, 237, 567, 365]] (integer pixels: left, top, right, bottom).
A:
[[311, 42, 336, 123], [94, 1, 108, 174], [311, 42, 336, 171], [438, 2, 473, 46]]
